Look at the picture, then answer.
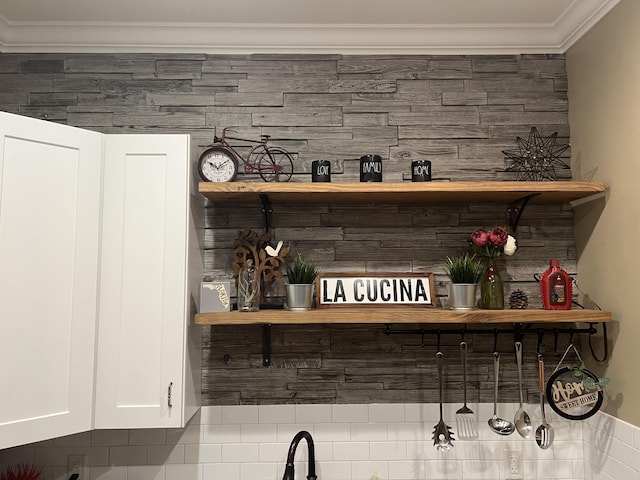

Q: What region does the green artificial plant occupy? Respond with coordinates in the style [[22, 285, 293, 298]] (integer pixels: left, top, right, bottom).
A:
[[570, 362, 611, 391], [444, 253, 483, 284], [286, 253, 319, 284]]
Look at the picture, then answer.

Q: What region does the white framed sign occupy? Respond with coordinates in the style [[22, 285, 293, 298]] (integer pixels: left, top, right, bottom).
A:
[[316, 272, 435, 308]]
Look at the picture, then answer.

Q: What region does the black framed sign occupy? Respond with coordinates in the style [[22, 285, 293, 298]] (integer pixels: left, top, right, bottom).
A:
[[316, 272, 435, 308], [544, 344, 607, 421], [545, 366, 604, 420]]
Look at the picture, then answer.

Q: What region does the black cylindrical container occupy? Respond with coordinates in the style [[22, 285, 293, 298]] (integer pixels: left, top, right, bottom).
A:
[[411, 160, 432, 182], [311, 160, 331, 182], [360, 155, 382, 182]]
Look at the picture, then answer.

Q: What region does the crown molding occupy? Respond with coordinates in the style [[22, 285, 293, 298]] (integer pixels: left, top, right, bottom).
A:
[[556, 0, 621, 50], [0, 0, 621, 55]]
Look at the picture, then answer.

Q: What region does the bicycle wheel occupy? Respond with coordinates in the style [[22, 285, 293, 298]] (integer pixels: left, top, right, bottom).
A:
[[258, 147, 294, 182]]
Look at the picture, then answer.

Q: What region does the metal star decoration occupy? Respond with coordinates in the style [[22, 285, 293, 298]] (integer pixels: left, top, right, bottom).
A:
[[502, 126, 570, 181]]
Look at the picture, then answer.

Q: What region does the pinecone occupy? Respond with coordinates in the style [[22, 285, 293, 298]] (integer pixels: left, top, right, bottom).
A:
[[509, 289, 529, 309]]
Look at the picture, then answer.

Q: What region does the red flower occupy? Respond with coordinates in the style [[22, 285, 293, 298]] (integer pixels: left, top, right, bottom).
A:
[[470, 225, 517, 260], [488, 227, 508, 247], [1, 464, 42, 480], [471, 229, 488, 247]]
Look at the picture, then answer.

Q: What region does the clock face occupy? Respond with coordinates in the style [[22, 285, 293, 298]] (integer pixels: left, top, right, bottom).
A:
[[198, 148, 238, 182]]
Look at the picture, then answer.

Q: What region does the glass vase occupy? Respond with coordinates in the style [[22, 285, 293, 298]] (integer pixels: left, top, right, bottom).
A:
[[238, 259, 260, 312], [480, 260, 504, 309]]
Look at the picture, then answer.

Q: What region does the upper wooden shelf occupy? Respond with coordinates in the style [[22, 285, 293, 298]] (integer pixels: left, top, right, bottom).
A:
[[198, 181, 606, 205], [195, 308, 611, 326]]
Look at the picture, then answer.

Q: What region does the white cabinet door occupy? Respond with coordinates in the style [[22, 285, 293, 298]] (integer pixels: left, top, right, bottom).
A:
[[94, 134, 201, 429], [0, 112, 102, 449]]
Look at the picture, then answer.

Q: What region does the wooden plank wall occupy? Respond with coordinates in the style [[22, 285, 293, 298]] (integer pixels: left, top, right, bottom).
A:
[[0, 53, 584, 405]]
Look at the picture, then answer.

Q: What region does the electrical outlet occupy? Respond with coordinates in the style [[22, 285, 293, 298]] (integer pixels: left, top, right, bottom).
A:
[[67, 454, 87, 479], [505, 448, 523, 480]]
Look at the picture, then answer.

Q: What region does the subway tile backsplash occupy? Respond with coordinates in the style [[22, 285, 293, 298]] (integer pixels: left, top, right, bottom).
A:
[[1, 404, 638, 480], [583, 412, 640, 480]]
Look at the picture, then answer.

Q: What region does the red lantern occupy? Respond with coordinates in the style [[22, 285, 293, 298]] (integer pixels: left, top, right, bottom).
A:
[[540, 260, 572, 310]]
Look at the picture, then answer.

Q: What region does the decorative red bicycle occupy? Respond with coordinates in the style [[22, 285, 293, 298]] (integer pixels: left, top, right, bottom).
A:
[[198, 127, 295, 182]]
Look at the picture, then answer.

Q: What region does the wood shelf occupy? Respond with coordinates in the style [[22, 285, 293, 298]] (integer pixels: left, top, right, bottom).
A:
[[198, 181, 606, 205], [197, 180, 611, 328], [195, 308, 611, 326]]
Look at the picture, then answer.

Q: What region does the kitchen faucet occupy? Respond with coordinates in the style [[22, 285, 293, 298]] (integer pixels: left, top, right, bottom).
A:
[[282, 430, 317, 480]]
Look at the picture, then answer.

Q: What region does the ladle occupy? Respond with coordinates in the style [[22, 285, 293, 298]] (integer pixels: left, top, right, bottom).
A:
[[514, 341, 533, 439], [488, 351, 515, 435], [535, 354, 555, 449]]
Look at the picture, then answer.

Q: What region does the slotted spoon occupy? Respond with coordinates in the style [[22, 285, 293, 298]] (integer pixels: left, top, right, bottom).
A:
[[455, 341, 478, 439], [432, 351, 455, 451]]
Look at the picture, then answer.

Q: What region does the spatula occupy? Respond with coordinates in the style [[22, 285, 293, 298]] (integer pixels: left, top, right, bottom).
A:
[[455, 341, 478, 439]]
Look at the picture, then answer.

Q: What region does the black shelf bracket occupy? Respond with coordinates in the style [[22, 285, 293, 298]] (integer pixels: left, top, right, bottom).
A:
[[260, 194, 273, 233], [262, 323, 272, 367], [507, 193, 540, 233]]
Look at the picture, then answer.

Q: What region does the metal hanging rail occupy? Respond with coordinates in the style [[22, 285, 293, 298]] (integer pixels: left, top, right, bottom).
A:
[[383, 322, 604, 358], [383, 323, 597, 339], [258, 322, 605, 367]]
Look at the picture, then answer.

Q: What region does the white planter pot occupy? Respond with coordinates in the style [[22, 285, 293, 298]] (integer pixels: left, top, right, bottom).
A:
[[285, 283, 314, 311], [448, 283, 478, 311]]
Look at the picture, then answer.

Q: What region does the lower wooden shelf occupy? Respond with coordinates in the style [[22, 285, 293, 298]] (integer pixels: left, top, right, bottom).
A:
[[195, 308, 611, 326]]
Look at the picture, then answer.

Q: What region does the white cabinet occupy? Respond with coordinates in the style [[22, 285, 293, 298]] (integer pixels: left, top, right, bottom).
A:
[[94, 135, 202, 429], [0, 112, 102, 449], [0, 112, 202, 448]]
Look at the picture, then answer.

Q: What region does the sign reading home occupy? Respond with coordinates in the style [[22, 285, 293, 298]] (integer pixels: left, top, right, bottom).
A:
[[316, 273, 435, 307]]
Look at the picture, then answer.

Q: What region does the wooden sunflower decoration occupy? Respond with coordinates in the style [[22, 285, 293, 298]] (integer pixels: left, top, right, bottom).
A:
[[502, 126, 570, 181]]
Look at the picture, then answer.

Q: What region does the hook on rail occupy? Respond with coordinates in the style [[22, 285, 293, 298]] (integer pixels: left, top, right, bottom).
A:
[[260, 194, 272, 233], [536, 329, 544, 355]]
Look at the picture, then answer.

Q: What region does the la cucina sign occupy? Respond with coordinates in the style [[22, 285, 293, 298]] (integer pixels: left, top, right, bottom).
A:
[[316, 273, 435, 307]]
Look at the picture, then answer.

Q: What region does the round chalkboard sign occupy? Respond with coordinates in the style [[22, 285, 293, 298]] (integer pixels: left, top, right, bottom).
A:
[[545, 366, 604, 420]]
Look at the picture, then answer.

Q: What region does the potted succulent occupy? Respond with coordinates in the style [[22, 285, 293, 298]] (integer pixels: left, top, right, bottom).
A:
[[444, 253, 483, 310], [285, 253, 319, 311]]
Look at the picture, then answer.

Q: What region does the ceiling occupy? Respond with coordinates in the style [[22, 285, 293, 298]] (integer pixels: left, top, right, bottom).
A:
[[0, 0, 621, 54]]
